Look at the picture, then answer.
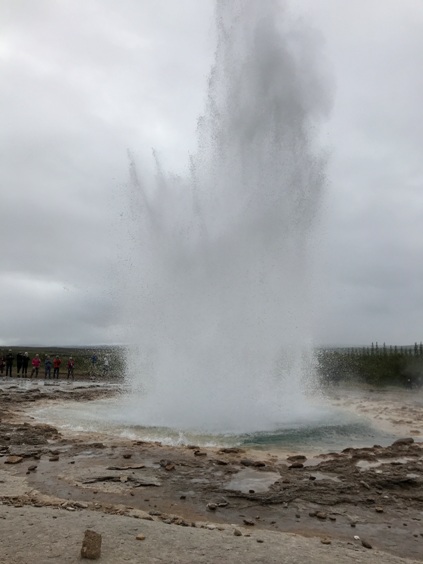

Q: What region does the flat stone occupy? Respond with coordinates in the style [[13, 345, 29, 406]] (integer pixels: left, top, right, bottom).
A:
[[4, 456, 23, 464], [136, 533, 145, 541]]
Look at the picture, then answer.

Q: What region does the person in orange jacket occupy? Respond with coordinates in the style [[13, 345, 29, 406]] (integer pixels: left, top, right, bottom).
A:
[[53, 356, 62, 379]]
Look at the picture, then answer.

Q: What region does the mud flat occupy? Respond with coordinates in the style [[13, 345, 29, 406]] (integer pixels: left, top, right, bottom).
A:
[[0, 381, 422, 563]]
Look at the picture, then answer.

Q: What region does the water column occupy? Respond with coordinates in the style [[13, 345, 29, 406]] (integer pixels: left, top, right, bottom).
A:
[[122, 0, 329, 433]]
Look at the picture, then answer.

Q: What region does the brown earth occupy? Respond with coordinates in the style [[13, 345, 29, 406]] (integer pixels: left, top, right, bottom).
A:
[[0, 381, 422, 563]]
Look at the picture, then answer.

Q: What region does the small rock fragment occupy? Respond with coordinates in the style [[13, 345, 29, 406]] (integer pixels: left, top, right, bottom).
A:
[[243, 519, 255, 526], [361, 539, 372, 549], [123, 453, 132, 459], [136, 533, 145, 541], [207, 503, 217, 511], [375, 507, 384, 513], [316, 512, 327, 520], [81, 529, 102, 560], [233, 528, 242, 536], [321, 538, 331, 545], [329, 515, 337, 521]]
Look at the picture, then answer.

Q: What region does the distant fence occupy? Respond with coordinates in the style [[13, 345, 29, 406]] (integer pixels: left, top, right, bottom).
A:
[[316, 343, 423, 388]]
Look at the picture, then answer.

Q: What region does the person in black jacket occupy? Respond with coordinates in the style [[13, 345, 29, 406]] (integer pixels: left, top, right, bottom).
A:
[[22, 352, 30, 377], [16, 352, 24, 376], [6, 350, 13, 377]]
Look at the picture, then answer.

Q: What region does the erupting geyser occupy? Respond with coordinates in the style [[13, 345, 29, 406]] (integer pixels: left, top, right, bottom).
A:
[[120, 0, 330, 434]]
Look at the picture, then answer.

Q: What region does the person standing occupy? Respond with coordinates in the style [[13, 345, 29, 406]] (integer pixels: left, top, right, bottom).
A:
[[53, 356, 61, 379], [45, 356, 52, 379], [103, 356, 110, 377], [6, 350, 13, 377], [16, 352, 24, 377], [67, 357, 75, 380], [0, 352, 5, 375], [22, 352, 30, 377], [90, 353, 98, 377], [31, 354, 41, 378]]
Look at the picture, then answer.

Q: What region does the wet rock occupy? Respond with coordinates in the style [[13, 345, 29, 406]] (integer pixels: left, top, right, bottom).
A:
[[240, 459, 254, 467], [81, 529, 102, 560], [4, 455, 23, 464], [252, 461, 266, 467], [361, 539, 372, 549], [392, 437, 414, 447], [289, 462, 304, 469]]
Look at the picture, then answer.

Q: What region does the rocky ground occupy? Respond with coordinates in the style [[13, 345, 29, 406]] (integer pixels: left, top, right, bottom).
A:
[[0, 381, 422, 563]]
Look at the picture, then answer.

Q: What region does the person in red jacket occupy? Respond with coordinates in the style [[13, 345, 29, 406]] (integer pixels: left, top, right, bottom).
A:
[[67, 357, 75, 380], [53, 356, 62, 379], [31, 354, 41, 378]]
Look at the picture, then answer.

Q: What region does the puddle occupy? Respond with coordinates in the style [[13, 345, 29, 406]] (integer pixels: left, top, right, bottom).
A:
[[225, 468, 280, 494], [357, 457, 414, 470], [308, 471, 341, 482]]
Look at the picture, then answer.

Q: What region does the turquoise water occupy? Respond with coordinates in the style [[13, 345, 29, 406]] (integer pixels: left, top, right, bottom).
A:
[[29, 393, 396, 453]]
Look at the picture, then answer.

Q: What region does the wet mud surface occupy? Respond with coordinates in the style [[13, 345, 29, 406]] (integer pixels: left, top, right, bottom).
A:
[[1, 381, 423, 561]]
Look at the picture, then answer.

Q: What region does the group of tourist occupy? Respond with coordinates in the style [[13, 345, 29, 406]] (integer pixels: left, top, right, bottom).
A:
[[0, 351, 75, 379]]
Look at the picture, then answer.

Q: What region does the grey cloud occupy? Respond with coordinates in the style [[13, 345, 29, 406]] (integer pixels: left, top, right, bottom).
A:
[[1, 0, 423, 346]]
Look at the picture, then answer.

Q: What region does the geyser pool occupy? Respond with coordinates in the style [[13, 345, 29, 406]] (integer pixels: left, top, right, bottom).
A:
[[119, 0, 331, 433], [29, 387, 395, 452]]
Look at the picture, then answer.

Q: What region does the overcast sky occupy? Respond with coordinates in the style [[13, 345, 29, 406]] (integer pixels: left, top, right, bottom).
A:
[[1, 0, 423, 347]]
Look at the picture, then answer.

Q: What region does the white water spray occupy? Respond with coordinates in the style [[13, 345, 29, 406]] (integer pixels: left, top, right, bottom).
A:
[[120, 0, 330, 433]]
